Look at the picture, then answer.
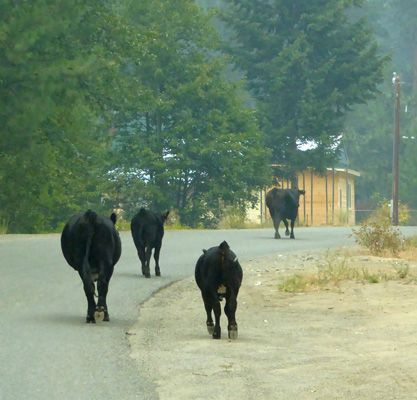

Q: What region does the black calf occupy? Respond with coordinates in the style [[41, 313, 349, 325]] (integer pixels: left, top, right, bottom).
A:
[[131, 208, 169, 278], [195, 241, 243, 340]]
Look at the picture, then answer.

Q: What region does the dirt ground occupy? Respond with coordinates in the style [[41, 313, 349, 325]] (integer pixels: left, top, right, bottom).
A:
[[128, 247, 417, 400]]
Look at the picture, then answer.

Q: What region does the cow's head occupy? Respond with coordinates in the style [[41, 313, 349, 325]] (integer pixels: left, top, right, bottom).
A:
[[162, 211, 170, 223]]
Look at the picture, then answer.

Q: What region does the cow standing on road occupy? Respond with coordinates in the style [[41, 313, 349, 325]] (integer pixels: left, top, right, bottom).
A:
[[266, 187, 306, 239], [131, 208, 169, 278], [61, 210, 122, 323], [195, 241, 243, 340]]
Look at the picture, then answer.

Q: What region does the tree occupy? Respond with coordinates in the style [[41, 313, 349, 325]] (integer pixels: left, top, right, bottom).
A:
[[219, 0, 387, 187], [0, 0, 146, 232], [343, 0, 417, 211], [110, 0, 271, 227]]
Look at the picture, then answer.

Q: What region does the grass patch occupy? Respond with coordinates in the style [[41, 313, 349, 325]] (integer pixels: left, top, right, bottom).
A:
[[0, 218, 9, 234], [392, 261, 410, 279], [277, 248, 415, 293]]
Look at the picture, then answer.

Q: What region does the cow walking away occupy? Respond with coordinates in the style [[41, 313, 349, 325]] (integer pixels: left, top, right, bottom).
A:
[[61, 210, 122, 323], [131, 208, 169, 278], [195, 241, 243, 340], [266, 188, 306, 239]]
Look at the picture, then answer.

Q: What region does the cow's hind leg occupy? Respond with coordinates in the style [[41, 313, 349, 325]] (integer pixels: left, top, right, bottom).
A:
[[95, 264, 114, 322], [143, 246, 152, 278], [283, 219, 290, 237], [202, 293, 214, 335], [272, 217, 282, 239], [203, 292, 221, 338], [153, 241, 162, 277], [290, 218, 296, 239], [225, 292, 238, 340], [79, 271, 97, 323], [211, 294, 222, 339], [137, 247, 147, 276]]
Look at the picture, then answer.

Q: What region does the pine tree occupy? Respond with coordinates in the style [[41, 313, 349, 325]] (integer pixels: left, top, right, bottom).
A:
[[220, 0, 387, 186], [111, 0, 271, 227]]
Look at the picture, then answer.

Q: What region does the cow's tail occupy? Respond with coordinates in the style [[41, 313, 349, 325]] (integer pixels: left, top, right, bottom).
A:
[[82, 210, 97, 297], [219, 240, 230, 268]]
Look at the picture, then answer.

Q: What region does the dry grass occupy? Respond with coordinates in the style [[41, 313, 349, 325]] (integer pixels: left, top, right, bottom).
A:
[[278, 243, 417, 293]]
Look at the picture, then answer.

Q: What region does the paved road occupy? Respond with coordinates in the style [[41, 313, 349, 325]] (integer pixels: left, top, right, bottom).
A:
[[1, 226, 416, 400]]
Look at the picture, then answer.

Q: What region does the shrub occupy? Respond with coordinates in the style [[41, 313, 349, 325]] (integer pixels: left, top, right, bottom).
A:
[[366, 195, 410, 226], [0, 218, 8, 234], [351, 220, 404, 256]]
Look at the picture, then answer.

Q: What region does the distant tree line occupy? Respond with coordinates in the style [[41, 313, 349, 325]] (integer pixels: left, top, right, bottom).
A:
[[344, 0, 417, 212], [1, 0, 390, 232]]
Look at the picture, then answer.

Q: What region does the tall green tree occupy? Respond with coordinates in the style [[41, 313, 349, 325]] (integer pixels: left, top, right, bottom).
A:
[[111, 0, 271, 227], [343, 0, 417, 211], [220, 0, 387, 186], [0, 0, 146, 232]]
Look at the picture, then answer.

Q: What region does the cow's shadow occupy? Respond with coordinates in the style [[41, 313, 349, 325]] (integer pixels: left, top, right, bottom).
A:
[[115, 271, 142, 279], [33, 313, 87, 326]]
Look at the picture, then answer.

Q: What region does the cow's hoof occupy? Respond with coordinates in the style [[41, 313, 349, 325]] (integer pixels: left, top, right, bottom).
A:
[[86, 316, 96, 323], [94, 307, 106, 322], [285, 230, 290, 236], [207, 323, 214, 335], [145, 273, 151, 278], [274, 235, 281, 239], [212, 327, 221, 339], [155, 272, 161, 277], [228, 327, 238, 340]]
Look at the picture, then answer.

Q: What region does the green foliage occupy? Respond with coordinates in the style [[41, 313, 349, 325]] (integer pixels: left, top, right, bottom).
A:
[[219, 0, 388, 182], [365, 197, 410, 226], [111, 0, 271, 228], [351, 220, 405, 256], [392, 261, 410, 279], [0, 218, 8, 234], [404, 235, 417, 248], [344, 0, 417, 209], [278, 249, 357, 292], [316, 250, 357, 284], [277, 274, 309, 293], [0, 0, 146, 232]]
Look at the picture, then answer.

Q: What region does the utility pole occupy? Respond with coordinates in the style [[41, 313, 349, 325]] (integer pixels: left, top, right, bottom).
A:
[[392, 73, 401, 226]]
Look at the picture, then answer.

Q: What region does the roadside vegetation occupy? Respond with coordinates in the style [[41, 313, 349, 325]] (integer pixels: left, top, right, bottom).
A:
[[278, 204, 417, 293]]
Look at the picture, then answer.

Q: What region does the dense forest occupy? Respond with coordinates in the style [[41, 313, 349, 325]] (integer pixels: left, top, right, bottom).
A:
[[0, 0, 415, 233]]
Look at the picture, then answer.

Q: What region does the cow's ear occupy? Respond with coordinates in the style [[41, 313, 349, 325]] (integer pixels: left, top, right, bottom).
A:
[[202, 249, 207, 254], [163, 211, 170, 220], [299, 190, 306, 195], [233, 257, 238, 263]]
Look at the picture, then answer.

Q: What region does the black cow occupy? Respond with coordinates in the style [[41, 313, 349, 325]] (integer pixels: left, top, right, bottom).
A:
[[61, 210, 121, 323], [266, 188, 306, 239], [131, 208, 169, 278], [195, 241, 243, 340]]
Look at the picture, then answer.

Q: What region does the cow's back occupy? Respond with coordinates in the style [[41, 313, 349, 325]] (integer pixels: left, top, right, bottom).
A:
[[266, 188, 300, 219], [61, 213, 92, 271], [131, 208, 162, 247], [91, 215, 121, 267], [61, 212, 121, 271], [195, 245, 242, 291]]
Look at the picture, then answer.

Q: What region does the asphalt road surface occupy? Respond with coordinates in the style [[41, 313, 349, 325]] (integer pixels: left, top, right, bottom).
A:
[[1, 226, 416, 400]]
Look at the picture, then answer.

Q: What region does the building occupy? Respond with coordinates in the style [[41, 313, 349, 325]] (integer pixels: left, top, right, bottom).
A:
[[247, 167, 360, 226]]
